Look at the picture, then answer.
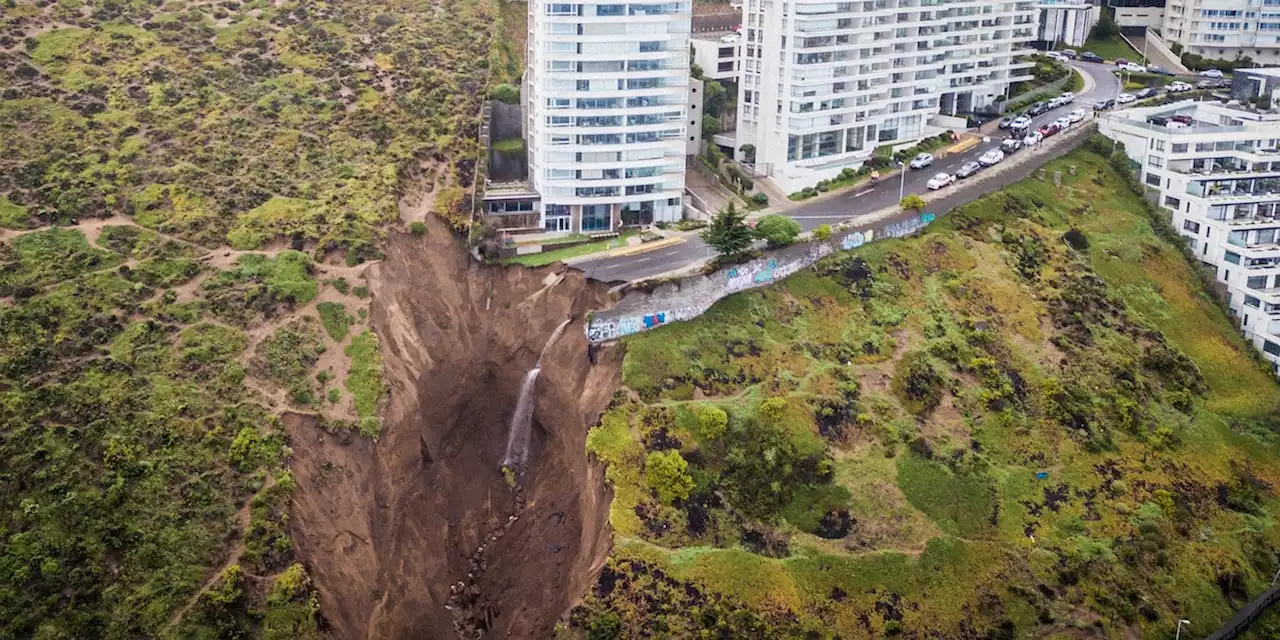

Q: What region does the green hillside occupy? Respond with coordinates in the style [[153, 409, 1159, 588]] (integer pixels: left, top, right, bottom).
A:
[[573, 144, 1280, 639]]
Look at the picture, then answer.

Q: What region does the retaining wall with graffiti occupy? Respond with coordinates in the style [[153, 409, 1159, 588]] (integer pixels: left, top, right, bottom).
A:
[[585, 212, 935, 342]]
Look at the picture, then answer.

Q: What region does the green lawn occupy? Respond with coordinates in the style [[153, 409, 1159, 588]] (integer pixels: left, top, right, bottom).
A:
[[502, 231, 636, 267], [1068, 36, 1139, 62]]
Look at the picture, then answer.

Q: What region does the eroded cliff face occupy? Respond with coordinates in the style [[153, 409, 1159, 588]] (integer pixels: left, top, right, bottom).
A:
[[284, 217, 620, 639]]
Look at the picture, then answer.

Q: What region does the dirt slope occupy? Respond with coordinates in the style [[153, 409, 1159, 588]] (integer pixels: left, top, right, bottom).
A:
[[285, 216, 620, 639]]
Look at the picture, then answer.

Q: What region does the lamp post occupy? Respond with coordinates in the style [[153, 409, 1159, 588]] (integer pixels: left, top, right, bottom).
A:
[[1175, 619, 1191, 640], [898, 160, 907, 204]]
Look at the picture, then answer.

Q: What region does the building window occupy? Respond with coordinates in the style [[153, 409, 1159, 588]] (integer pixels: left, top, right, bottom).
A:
[[1265, 340, 1280, 357], [1225, 250, 1242, 265], [596, 3, 624, 14], [548, 3, 578, 15], [1248, 275, 1269, 289], [1245, 295, 1262, 308], [1145, 172, 1161, 187], [1172, 143, 1189, 153], [1165, 196, 1182, 210], [1182, 219, 1200, 233], [1152, 139, 1166, 151], [1148, 155, 1164, 168]]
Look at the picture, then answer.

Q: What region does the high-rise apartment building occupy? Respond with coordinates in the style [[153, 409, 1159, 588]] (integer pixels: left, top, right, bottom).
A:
[[524, 0, 692, 234], [1162, 0, 1280, 64], [1100, 98, 1280, 375], [734, 0, 1039, 192]]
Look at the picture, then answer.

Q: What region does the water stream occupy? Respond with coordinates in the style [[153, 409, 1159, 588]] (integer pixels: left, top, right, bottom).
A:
[[500, 318, 572, 471]]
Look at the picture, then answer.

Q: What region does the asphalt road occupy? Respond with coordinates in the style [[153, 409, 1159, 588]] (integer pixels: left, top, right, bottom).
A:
[[581, 62, 1123, 283]]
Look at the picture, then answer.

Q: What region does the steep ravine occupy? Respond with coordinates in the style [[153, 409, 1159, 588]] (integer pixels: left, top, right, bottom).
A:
[[283, 216, 621, 639]]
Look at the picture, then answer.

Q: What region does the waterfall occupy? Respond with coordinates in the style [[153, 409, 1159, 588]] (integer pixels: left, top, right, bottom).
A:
[[501, 318, 573, 472]]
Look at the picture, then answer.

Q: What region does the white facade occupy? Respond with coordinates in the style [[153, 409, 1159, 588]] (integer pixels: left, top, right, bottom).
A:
[[525, 0, 691, 234], [1037, 0, 1099, 48], [1100, 100, 1280, 375], [692, 32, 743, 80], [734, 0, 1039, 193], [1114, 6, 1164, 30], [1163, 0, 1280, 64]]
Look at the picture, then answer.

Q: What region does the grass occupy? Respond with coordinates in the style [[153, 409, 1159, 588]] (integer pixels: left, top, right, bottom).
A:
[[345, 330, 386, 437], [0, 227, 123, 295], [572, 145, 1280, 638], [492, 137, 525, 155], [315, 302, 353, 341], [502, 231, 636, 267], [1072, 35, 1140, 62], [0, 196, 29, 229]]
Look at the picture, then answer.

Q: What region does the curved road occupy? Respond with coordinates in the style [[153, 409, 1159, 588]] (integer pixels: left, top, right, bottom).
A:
[[581, 62, 1122, 282]]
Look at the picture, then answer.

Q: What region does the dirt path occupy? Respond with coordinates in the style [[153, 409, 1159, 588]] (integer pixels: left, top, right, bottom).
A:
[[162, 475, 278, 633]]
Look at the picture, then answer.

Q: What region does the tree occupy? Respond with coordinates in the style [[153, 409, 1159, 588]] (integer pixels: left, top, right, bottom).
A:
[[645, 450, 694, 504], [900, 194, 927, 211], [488, 84, 519, 104], [695, 405, 728, 440], [702, 114, 722, 138], [704, 79, 727, 118], [740, 143, 756, 163], [755, 214, 801, 249], [1089, 8, 1118, 41], [701, 202, 754, 260]]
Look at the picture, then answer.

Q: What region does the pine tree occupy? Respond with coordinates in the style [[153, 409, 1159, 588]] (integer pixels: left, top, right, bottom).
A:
[[700, 202, 754, 261]]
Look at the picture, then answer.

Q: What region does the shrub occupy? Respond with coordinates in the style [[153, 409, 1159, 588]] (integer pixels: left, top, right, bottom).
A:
[[755, 214, 801, 249], [1062, 228, 1090, 251], [409, 221, 426, 236], [489, 83, 520, 104], [751, 193, 769, 206], [815, 224, 832, 241], [644, 450, 694, 504], [695, 405, 728, 440], [900, 194, 927, 211]]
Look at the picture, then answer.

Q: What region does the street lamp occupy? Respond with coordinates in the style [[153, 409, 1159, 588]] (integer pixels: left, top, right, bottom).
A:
[[1175, 619, 1191, 640], [897, 160, 907, 204]]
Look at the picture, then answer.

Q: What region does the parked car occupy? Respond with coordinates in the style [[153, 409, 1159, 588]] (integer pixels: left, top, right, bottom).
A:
[[1038, 123, 1061, 138], [1080, 51, 1103, 63], [1059, 91, 1075, 104], [1196, 80, 1218, 90], [1116, 93, 1137, 104], [1053, 116, 1072, 130], [1068, 108, 1086, 123], [926, 172, 955, 190], [998, 115, 1016, 128], [1047, 95, 1066, 109], [1167, 121, 1189, 129], [1093, 98, 1116, 110], [1147, 115, 1169, 126], [1023, 130, 1044, 146], [1001, 137, 1023, 153], [1061, 49, 1078, 59], [1120, 63, 1148, 73], [1011, 115, 1032, 130], [1199, 68, 1224, 78], [978, 148, 1005, 166], [1047, 52, 1068, 63], [1027, 101, 1049, 116], [1171, 114, 1193, 125], [1135, 87, 1158, 99], [1167, 81, 1193, 92], [1148, 65, 1173, 76], [909, 152, 934, 169], [956, 161, 982, 179]]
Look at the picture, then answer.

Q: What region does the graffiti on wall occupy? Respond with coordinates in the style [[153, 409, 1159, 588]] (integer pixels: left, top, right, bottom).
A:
[[586, 211, 941, 343]]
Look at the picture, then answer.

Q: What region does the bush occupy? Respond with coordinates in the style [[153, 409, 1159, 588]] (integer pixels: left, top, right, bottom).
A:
[[409, 221, 426, 236], [1062, 228, 1090, 251], [755, 214, 801, 249], [644, 450, 694, 504], [488, 83, 520, 104], [751, 193, 769, 206], [900, 194, 927, 211], [695, 405, 728, 440], [814, 224, 832, 241]]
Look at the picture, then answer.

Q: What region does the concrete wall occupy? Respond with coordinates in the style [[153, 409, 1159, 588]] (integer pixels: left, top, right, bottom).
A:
[[585, 212, 936, 342], [1115, 7, 1163, 29]]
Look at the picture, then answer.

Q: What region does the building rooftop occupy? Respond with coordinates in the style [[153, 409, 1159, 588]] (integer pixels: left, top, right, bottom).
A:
[[1238, 68, 1280, 80], [691, 31, 739, 43]]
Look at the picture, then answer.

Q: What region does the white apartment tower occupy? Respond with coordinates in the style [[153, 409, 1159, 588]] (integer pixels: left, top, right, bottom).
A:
[[524, 0, 692, 234], [735, 0, 1039, 192], [1162, 0, 1280, 64], [1100, 99, 1280, 375]]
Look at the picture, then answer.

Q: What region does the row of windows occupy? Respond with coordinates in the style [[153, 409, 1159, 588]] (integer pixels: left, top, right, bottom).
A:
[[545, 166, 670, 180], [546, 2, 682, 15], [547, 97, 672, 109], [547, 112, 681, 127], [546, 130, 681, 145]]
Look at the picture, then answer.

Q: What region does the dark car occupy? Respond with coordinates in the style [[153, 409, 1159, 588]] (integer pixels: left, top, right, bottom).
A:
[[1001, 137, 1023, 153], [956, 161, 982, 179], [1038, 123, 1061, 138], [1115, 57, 1129, 67], [1093, 98, 1115, 111], [1135, 87, 1158, 99], [1061, 49, 1078, 59], [1148, 65, 1173, 76], [1027, 101, 1048, 116], [1147, 115, 1169, 126], [1171, 114, 1193, 124], [1197, 80, 1218, 89], [1081, 51, 1103, 63]]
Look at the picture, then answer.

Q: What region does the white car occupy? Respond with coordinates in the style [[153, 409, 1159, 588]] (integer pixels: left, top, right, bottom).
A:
[[1167, 81, 1193, 92], [1199, 68, 1224, 78], [1023, 131, 1043, 146], [978, 148, 1005, 167], [1059, 91, 1075, 104], [1116, 93, 1136, 104], [1011, 115, 1032, 129], [909, 152, 934, 169], [1121, 63, 1147, 73], [1067, 108, 1086, 123], [1048, 96, 1066, 109], [1053, 116, 1071, 130], [926, 172, 954, 190]]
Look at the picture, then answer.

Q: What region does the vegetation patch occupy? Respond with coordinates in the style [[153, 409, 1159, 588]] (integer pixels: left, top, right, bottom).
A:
[[316, 301, 354, 341], [345, 330, 387, 437]]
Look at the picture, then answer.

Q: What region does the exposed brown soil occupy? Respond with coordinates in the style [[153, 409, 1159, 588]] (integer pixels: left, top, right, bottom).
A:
[[285, 215, 621, 639]]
